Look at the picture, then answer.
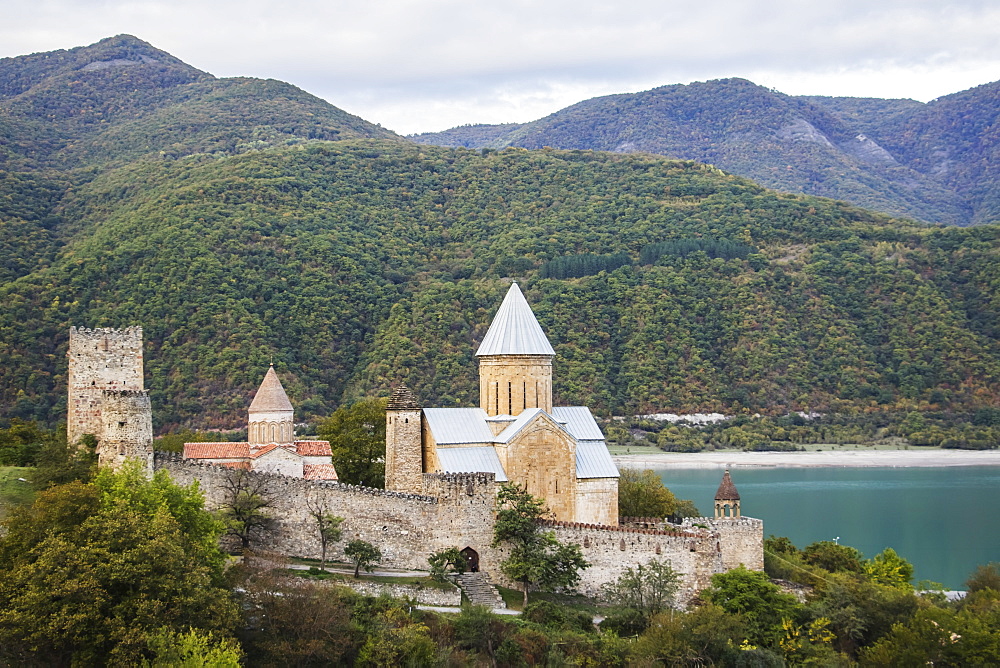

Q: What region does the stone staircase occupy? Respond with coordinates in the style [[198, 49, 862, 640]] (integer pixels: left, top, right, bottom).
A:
[[455, 571, 507, 609]]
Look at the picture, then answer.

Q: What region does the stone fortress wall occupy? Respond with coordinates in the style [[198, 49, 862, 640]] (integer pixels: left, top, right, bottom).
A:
[[683, 517, 765, 572], [154, 453, 761, 603], [155, 453, 498, 571], [99, 389, 154, 471]]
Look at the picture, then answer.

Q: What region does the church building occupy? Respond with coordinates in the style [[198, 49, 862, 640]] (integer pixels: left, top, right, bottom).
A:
[[183, 364, 338, 480], [385, 283, 620, 525]]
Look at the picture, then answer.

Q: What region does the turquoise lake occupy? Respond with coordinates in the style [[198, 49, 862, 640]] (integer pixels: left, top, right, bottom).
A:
[[655, 466, 1000, 590]]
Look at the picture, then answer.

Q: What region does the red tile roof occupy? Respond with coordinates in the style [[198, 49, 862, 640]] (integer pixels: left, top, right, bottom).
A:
[[183, 442, 250, 459], [304, 464, 339, 480], [295, 440, 332, 456], [218, 461, 252, 470], [249, 443, 283, 459]]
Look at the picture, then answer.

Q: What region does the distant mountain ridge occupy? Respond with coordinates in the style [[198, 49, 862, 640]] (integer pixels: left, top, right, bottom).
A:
[[413, 78, 1000, 226], [0, 34, 396, 171]]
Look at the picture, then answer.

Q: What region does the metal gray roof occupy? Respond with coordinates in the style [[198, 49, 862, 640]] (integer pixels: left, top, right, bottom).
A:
[[495, 407, 548, 443], [475, 283, 556, 356], [575, 441, 620, 479], [435, 446, 509, 481], [423, 405, 617, 479], [551, 406, 604, 441], [423, 407, 494, 445]]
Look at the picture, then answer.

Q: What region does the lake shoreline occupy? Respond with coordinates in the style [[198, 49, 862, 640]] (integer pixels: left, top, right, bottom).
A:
[[613, 449, 1000, 469]]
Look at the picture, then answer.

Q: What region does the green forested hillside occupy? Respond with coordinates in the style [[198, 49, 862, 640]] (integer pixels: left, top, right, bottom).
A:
[[0, 35, 397, 295], [415, 77, 1000, 227], [1, 138, 999, 429], [1, 38, 999, 431]]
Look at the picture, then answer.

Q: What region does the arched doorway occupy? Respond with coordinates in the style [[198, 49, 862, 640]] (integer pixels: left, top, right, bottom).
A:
[[460, 546, 480, 573]]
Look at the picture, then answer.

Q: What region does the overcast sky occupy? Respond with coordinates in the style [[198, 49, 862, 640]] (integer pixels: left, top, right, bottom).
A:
[[3, 0, 999, 135]]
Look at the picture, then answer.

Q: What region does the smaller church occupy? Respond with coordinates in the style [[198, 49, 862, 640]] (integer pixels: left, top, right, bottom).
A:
[[183, 365, 338, 480], [385, 283, 620, 525]]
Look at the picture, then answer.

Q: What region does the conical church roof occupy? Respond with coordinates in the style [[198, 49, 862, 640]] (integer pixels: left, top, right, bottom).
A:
[[475, 283, 556, 356], [715, 469, 740, 501], [248, 364, 294, 413]]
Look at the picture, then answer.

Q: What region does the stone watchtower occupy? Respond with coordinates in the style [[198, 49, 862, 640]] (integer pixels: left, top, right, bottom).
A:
[[248, 364, 295, 445], [67, 326, 145, 447], [714, 469, 741, 518], [476, 283, 555, 416], [385, 385, 423, 494], [67, 326, 152, 472]]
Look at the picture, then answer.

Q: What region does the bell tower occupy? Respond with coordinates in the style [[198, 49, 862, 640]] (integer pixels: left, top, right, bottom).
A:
[[248, 364, 295, 446], [714, 469, 742, 518], [476, 283, 555, 416]]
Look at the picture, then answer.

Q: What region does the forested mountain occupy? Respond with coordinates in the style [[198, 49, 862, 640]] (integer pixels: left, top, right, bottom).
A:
[[413, 78, 1000, 226], [1, 38, 1000, 430], [0, 34, 395, 172]]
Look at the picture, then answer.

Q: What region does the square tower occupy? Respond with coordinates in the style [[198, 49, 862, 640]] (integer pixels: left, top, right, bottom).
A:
[[67, 327, 145, 447]]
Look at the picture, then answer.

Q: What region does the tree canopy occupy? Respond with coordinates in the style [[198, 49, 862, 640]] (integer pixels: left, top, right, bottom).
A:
[[0, 463, 239, 665], [317, 398, 387, 487], [491, 483, 589, 607]]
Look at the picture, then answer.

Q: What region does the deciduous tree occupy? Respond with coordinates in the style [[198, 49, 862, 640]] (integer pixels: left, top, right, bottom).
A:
[[601, 558, 681, 620], [705, 565, 800, 648], [305, 493, 343, 570], [0, 463, 239, 665], [218, 468, 277, 552], [345, 539, 382, 578], [618, 468, 679, 518], [318, 398, 387, 487], [428, 546, 467, 581], [491, 483, 588, 607]]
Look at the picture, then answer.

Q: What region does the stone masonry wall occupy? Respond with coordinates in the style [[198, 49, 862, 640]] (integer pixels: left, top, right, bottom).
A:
[[575, 477, 619, 527], [684, 517, 765, 572], [155, 454, 761, 605], [543, 520, 724, 604], [478, 354, 553, 416], [331, 579, 462, 607], [99, 390, 153, 472], [67, 327, 144, 446], [155, 454, 497, 571], [385, 408, 423, 494]]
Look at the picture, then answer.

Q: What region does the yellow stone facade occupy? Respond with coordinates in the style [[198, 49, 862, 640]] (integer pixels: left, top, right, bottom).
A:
[[478, 354, 553, 415], [384, 283, 619, 525]]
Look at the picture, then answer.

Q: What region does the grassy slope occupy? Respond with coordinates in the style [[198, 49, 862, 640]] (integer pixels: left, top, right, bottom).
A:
[[0, 467, 36, 517]]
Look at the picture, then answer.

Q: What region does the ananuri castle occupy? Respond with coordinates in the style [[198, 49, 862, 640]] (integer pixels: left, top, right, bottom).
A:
[[67, 283, 763, 603]]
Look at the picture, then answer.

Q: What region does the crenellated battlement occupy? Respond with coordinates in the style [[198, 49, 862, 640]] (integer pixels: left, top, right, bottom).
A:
[[425, 471, 497, 485], [70, 325, 143, 338], [539, 518, 693, 538]]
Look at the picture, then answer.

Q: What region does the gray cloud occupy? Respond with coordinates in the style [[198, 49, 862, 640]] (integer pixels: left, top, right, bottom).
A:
[[2, 0, 999, 133]]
